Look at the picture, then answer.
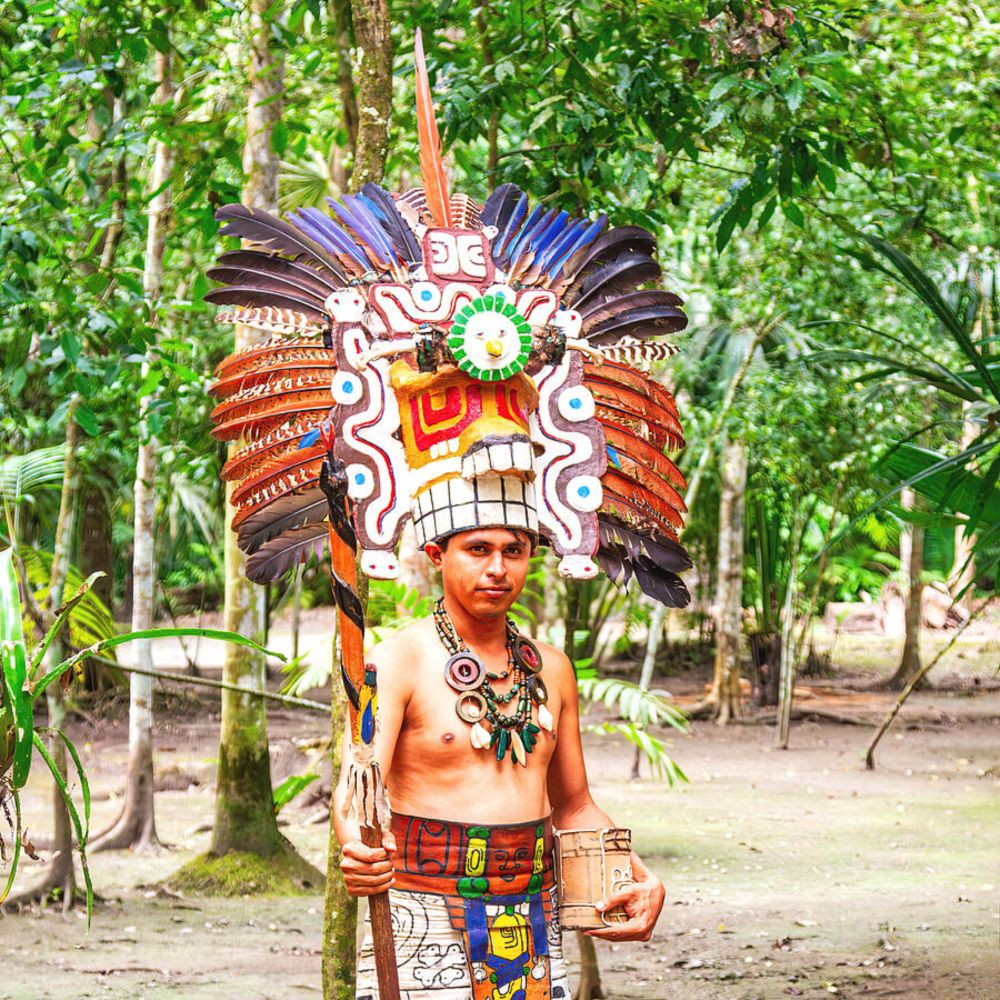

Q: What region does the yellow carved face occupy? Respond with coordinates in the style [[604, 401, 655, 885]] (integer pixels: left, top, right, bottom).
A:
[[390, 362, 538, 491]]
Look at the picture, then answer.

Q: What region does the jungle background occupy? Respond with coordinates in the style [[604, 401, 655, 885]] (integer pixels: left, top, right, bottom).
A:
[[0, 1, 997, 998]]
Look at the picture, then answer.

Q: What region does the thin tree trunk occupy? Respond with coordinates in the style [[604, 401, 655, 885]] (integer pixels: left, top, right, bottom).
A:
[[575, 932, 605, 999], [331, 0, 359, 160], [775, 501, 805, 748], [349, 0, 391, 188], [696, 439, 747, 724], [886, 488, 924, 690], [949, 402, 978, 609], [92, 43, 175, 856], [211, 0, 287, 861], [8, 398, 81, 908], [630, 603, 664, 779]]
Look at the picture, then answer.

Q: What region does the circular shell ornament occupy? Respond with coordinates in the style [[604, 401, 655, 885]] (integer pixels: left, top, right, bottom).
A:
[[511, 635, 543, 675], [527, 675, 548, 704], [448, 294, 533, 381], [456, 691, 489, 723], [444, 651, 486, 692]]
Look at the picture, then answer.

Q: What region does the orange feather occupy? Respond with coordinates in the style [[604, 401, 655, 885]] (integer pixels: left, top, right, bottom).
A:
[[414, 29, 452, 228]]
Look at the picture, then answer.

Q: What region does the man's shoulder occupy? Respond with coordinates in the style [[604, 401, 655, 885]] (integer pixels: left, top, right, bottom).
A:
[[532, 638, 574, 682], [368, 616, 436, 668]]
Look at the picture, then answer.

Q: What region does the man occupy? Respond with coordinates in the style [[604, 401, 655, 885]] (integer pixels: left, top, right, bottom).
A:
[[334, 525, 666, 998], [205, 29, 691, 1000]]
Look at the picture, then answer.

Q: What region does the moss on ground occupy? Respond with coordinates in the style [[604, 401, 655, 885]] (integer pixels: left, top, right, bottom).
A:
[[165, 838, 324, 897]]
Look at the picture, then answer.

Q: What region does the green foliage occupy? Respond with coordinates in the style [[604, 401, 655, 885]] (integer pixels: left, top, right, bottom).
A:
[[272, 771, 319, 815]]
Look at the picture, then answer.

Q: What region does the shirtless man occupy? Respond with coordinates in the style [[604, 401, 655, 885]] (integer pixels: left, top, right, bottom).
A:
[[334, 525, 667, 999]]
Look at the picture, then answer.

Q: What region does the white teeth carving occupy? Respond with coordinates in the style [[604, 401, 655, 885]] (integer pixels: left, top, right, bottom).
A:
[[512, 441, 532, 469], [430, 442, 441, 459], [461, 454, 478, 478], [474, 449, 490, 475], [448, 438, 459, 454], [489, 443, 513, 470]]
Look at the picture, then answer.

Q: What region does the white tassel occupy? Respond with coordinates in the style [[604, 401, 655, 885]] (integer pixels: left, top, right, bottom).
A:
[[538, 703, 554, 733], [339, 743, 391, 828]]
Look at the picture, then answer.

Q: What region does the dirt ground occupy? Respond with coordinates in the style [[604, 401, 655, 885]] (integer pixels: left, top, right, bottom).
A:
[[1, 630, 998, 999]]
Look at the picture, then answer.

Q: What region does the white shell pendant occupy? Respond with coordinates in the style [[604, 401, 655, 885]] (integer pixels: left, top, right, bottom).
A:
[[510, 730, 528, 766], [470, 721, 491, 750], [537, 703, 554, 733]]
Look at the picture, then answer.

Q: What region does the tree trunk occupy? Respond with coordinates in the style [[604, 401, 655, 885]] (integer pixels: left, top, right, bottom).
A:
[[331, 0, 359, 161], [887, 488, 924, 690], [211, 0, 287, 861], [949, 403, 978, 610], [575, 932, 605, 999], [8, 398, 81, 908], [631, 603, 664, 779], [92, 43, 174, 856], [349, 0, 391, 188], [697, 439, 747, 724], [775, 502, 805, 749]]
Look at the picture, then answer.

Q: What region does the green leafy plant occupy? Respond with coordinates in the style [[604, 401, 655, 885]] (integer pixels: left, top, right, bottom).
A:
[[577, 674, 689, 786], [0, 547, 281, 917]]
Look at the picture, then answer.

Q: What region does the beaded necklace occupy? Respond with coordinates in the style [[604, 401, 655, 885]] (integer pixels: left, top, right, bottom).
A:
[[433, 597, 554, 766]]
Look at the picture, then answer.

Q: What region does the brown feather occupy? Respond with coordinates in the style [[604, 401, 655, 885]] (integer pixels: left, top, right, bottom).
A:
[[231, 449, 326, 519], [603, 423, 687, 496], [601, 474, 683, 538], [222, 416, 323, 483]]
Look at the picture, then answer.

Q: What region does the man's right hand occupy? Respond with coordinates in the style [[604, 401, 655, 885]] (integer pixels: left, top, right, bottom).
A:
[[339, 837, 396, 897]]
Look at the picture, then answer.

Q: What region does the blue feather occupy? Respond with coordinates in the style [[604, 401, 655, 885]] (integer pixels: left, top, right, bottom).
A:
[[330, 195, 397, 267], [505, 206, 553, 267], [607, 443, 622, 469], [493, 192, 528, 260], [528, 210, 570, 259], [548, 214, 607, 281], [499, 201, 544, 266], [290, 209, 369, 269], [299, 428, 321, 449]]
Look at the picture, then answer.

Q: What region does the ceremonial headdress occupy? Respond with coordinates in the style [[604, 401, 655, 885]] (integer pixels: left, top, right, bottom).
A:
[[207, 34, 693, 609]]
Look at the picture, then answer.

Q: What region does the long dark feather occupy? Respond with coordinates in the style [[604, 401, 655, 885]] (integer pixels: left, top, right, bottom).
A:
[[236, 487, 329, 554], [360, 183, 422, 262], [216, 250, 342, 295], [587, 304, 689, 345], [204, 286, 329, 322], [481, 183, 523, 230], [206, 266, 329, 309], [599, 518, 693, 574], [563, 225, 657, 285], [549, 215, 608, 285], [245, 522, 330, 583], [215, 204, 346, 281], [581, 290, 683, 328], [567, 252, 662, 308]]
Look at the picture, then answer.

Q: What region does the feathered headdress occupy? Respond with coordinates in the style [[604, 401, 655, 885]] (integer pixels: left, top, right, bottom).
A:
[[207, 31, 692, 608]]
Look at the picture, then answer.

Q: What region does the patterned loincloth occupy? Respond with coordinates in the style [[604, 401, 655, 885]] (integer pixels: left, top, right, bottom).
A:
[[356, 814, 570, 999]]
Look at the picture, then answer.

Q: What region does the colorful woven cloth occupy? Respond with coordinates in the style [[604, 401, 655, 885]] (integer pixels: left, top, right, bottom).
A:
[[356, 814, 570, 999]]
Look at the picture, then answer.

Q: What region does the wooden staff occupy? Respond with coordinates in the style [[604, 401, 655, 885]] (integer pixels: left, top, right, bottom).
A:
[[321, 451, 401, 1000]]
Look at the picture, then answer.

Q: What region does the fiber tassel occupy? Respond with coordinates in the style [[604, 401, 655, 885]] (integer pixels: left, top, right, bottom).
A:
[[340, 743, 392, 828]]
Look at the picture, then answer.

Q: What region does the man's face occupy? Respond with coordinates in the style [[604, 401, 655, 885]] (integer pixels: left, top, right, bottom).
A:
[[425, 527, 532, 620]]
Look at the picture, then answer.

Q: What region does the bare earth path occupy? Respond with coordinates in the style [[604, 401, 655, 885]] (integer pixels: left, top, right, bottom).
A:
[[1, 684, 997, 999]]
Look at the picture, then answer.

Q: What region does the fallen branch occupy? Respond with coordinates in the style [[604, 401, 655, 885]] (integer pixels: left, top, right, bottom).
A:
[[87, 658, 328, 713], [864, 608, 983, 770], [738, 707, 870, 727]]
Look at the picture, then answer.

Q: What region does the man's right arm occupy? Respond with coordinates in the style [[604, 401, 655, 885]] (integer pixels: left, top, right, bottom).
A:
[[332, 641, 409, 897]]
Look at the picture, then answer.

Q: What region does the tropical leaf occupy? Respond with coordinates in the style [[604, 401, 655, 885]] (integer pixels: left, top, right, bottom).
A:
[[578, 675, 688, 732], [880, 443, 1000, 530], [0, 446, 65, 503], [272, 771, 319, 814]]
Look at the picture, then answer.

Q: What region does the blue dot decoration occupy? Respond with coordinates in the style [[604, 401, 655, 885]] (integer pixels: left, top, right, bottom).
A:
[[569, 397, 582, 409], [578, 485, 591, 497], [355, 473, 365, 485], [420, 289, 433, 301]]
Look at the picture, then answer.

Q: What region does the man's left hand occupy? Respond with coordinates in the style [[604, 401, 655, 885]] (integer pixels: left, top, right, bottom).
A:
[[585, 854, 665, 942]]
